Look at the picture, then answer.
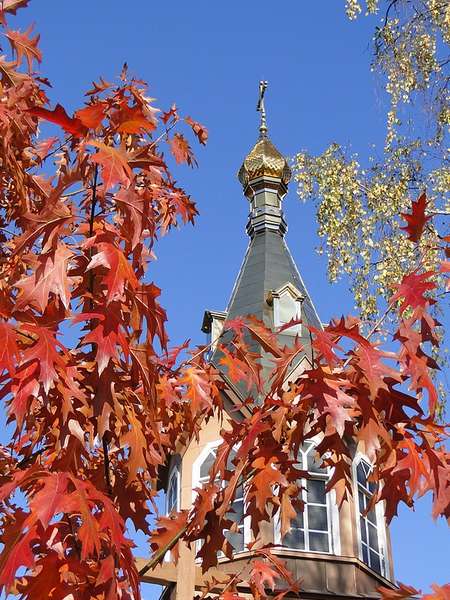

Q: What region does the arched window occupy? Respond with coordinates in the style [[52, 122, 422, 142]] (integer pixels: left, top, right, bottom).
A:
[[195, 443, 246, 554], [278, 443, 339, 554], [355, 458, 386, 576], [167, 466, 180, 513], [164, 464, 181, 562]]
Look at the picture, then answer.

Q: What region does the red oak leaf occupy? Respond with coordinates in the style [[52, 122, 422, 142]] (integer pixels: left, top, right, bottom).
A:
[[250, 560, 278, 595], [115, 104, 156, 134], [309, 325, 342, 366], [0, 321, 19, 375], [391, 271, 436, 315], [378, 582, 420, 599], [0, 511, 35, 592], [59, 476, 103, 560], [149, 511, 189, 564], [27, 472, 68, 529], [15, 245, 73, 312], [74, 101, 106, 129], [169, 132, 196, 166], [162, 104, 178, 124], [22, 324, 67, 394], [6, 24, 41, 70], [28, 103, 87, 137], [423, 583, 450, 600], [250, 456, 288, 512], [400, 192, 432, 243], [82, 312, 129, 374], [178, 365, 215, 416], [219, 345, 261, 391], [185, 116, 208, 145], [86, 242, 138, 303], [33, 136, 59, 160], [0, 0, 30, 23], [87, 140, 132, 190]]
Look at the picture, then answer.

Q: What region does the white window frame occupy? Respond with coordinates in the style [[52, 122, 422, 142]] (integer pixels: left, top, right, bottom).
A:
[[192, 440, 251, 557], [271, 283, 304, 336], [164, 463, 181, 562], [274, 441, 341, 555], [166, 465, 180, 513], [353, 453, 389, 578]]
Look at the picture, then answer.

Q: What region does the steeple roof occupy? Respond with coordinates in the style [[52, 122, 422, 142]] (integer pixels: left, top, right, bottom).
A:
[[203, 82, 322, 397], [226, 228, 321, 332]]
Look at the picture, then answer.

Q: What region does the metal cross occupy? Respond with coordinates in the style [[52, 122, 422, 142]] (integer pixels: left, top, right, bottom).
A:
[[257, 80, 268, 137]]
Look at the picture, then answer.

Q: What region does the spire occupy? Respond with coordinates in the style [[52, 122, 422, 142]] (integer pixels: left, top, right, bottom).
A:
[[238, 81, 292, 238], [203, 83, 322, 395]]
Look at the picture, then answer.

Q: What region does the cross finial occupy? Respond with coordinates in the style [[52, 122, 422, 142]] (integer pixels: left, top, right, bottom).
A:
[[257, 80, 268, 138]]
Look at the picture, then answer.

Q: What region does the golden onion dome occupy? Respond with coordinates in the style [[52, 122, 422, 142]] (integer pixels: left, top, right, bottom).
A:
[[238, 136, 292, 188]]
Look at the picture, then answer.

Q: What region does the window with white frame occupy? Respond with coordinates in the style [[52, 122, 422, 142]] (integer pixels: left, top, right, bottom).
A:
[[271, 284, 303, 335], [164, 465, 180, 562], [167, 466, 180, 513], [196, 444, 245, 553], [280, 443, 338, 553], [355, 459, 386, 575]]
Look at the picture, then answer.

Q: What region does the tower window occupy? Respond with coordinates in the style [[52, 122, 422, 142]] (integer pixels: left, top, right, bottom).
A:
[[270, 283, 303, 335], [201, 310, 227, 355], [167, 467, 180, 513], [280, 443, 337, 553], [195, 443, 246, 554], [355, 458, 386, 576]]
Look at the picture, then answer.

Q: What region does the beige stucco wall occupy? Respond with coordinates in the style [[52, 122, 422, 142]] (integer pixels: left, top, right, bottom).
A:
[[148, 393, 395, 599]]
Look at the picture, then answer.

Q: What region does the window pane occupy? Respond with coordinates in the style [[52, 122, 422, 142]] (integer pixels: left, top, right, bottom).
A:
[[235, 484, 244, 500], [357, 461, 368, 486], [308, 479, 326, 504], [308, 505, 328, 531], [278, 294, 298, 324], [307, 451, 326, 474], [200, 450, 216, 479], [367, 507, 377, 526], [370, 550, 382, 574], [228, 499, 243, 522], [360, 517, 367, 543], [309, 532, 329, 552], [225, 530, 244, 552], [368, 523, 379, 552], [362, 543, 369, 565], [167, 473, 178, 511], [226, 449, 237, 471], [292, 511, 304, 529], [283, 529, 305, 549], [358, 490, 366, 513]]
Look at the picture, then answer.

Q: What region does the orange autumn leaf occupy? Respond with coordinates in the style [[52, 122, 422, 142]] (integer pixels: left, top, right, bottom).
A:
[[87, 140, 132, 189]]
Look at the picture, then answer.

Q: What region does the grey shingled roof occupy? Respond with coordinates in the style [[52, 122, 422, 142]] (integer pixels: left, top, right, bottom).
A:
[[226, 229, 321, 333]]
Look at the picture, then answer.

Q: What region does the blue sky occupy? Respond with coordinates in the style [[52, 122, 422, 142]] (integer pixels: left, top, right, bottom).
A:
[[5, 1, 448, 597]]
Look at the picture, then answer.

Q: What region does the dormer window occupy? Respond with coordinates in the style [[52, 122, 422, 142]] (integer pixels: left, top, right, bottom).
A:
[[201, 310, 227, 355], [270, 283, 304, 335]]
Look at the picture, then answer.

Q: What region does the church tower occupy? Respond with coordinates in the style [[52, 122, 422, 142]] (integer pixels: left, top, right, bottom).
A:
[[140, 83, 395, 599]]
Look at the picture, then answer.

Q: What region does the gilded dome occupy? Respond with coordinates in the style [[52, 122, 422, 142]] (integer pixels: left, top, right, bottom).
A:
[[238, 137, 292, 187]]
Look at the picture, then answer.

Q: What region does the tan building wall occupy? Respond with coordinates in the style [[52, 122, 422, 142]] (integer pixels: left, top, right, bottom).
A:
[[140, 391, 395, 600]]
